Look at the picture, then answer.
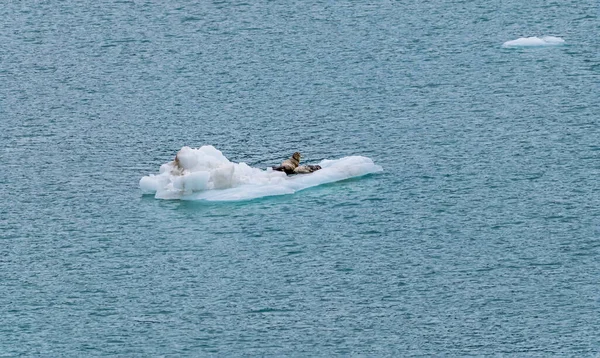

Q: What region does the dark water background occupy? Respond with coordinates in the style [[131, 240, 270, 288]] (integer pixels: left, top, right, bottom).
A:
[[1, 0, 599, 355]]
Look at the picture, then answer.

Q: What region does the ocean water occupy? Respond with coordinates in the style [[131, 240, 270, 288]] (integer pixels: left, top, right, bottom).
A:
[[1, 0, 599, 355]]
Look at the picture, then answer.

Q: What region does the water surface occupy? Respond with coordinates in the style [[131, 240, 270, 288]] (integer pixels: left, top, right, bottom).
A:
[[1, 0, 599, 355]]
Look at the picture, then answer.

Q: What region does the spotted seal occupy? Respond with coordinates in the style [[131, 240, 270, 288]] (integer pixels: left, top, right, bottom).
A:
[[293, 164, 322, 174]]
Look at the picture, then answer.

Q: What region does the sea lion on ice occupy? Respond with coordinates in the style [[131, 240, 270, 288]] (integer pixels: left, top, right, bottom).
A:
[[272, 152, 321, 175], [170, 152, 185, 175], [272, 152, 301, 174]]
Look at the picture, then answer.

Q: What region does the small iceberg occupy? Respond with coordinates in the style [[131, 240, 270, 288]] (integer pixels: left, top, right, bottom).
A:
[[140, 145, 383, 201], [502, 36, 565, 48]]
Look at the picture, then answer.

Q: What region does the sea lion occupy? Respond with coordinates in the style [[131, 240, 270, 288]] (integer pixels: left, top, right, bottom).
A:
[[272, 152, 302, 174], [171, 153, 184, 176], [273, 152, 321, 175]]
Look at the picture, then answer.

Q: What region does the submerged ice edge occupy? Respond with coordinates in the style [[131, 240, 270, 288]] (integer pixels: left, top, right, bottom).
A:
[[140, 145, 383, 202], [182, 169, 382, 202], [502, 36, 565, 48]]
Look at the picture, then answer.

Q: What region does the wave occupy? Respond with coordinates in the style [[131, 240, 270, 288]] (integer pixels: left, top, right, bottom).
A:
[[140, 146, 383, 201], [502, 36, 565, 48]]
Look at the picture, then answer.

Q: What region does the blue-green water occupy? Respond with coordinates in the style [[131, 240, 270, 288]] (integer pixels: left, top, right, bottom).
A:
[[1, 0, 599, 355]]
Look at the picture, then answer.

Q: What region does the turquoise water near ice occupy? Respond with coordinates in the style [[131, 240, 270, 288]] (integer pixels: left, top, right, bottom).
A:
[[1, 0, 599, 355]]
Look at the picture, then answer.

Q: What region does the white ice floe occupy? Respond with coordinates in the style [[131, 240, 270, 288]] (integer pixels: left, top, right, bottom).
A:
[[502, 36, 565, 48], [140, 145, 383, 201]]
